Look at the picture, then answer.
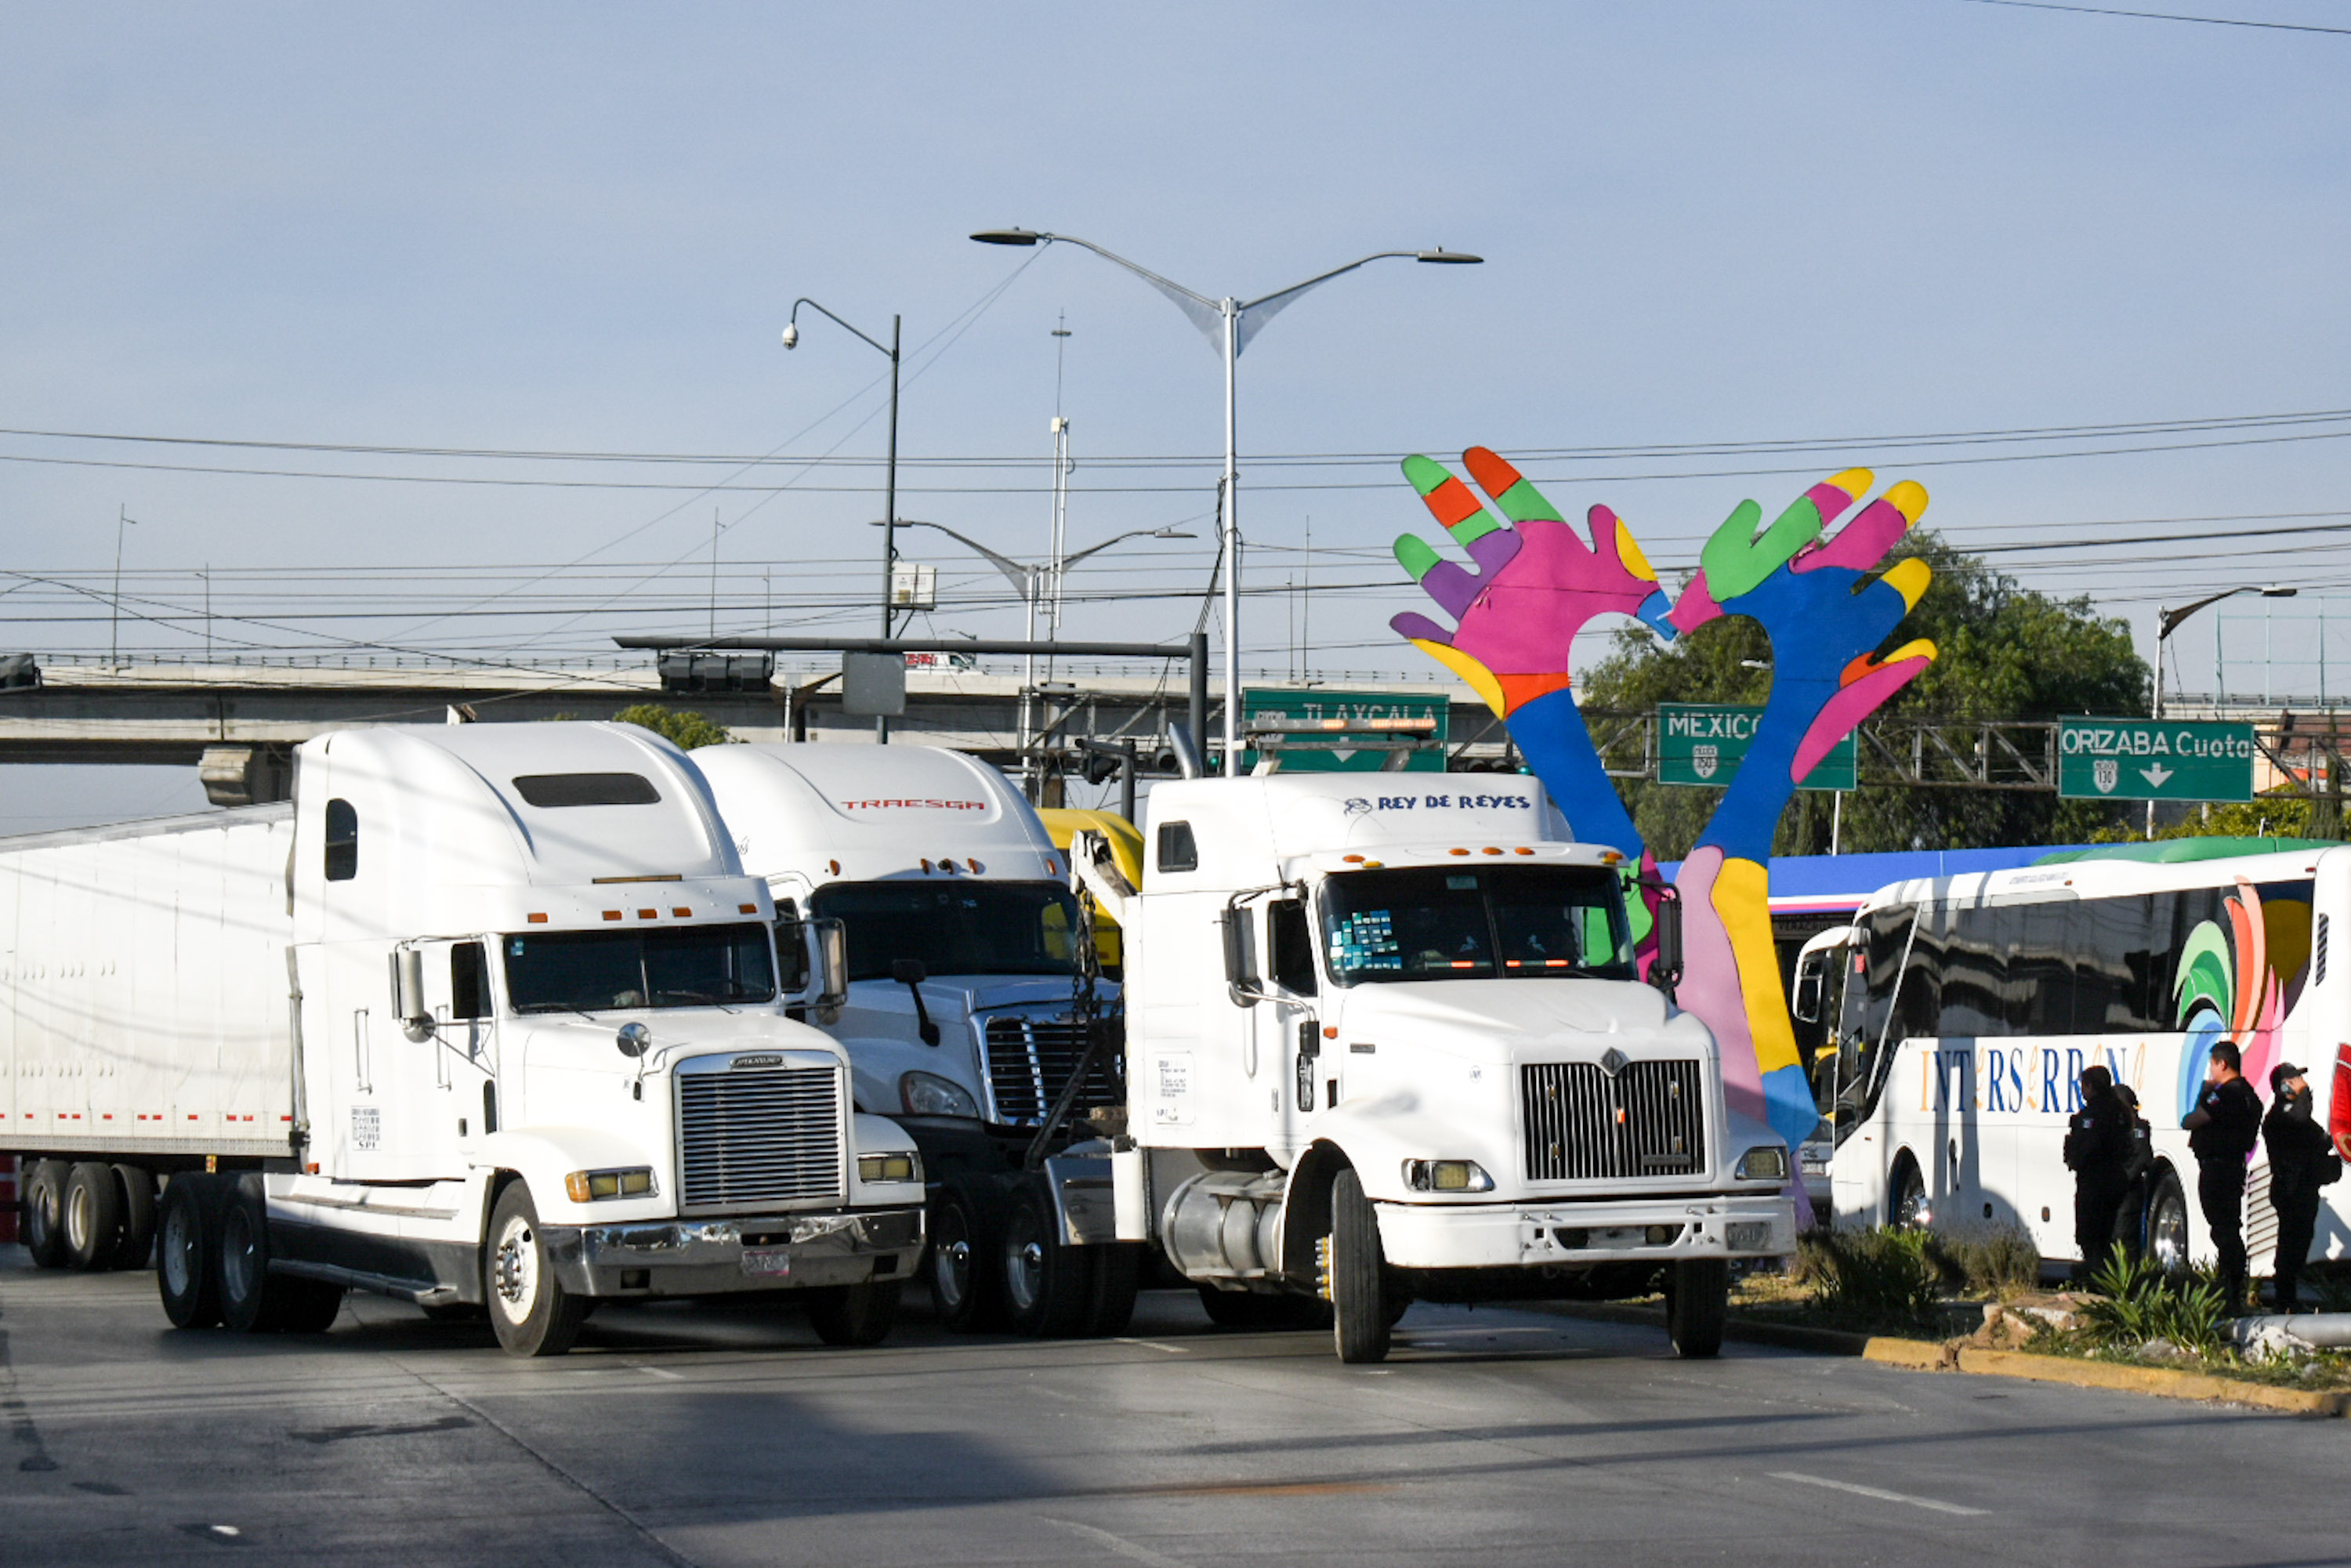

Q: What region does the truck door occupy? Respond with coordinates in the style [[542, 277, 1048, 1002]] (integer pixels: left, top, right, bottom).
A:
[[409, 939, 498, 1175], [1263, 896, 1323, 1159]]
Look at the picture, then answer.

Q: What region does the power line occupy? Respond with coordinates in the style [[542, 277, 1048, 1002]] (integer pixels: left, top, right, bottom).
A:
[[1955, 0, 2351, 37]]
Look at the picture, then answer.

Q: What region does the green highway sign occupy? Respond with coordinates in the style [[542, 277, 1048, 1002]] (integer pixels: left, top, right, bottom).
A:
[[1240, 688, 1450, 773], [1658, 703, 1856, 791], [2057, 717, 2255, 802]]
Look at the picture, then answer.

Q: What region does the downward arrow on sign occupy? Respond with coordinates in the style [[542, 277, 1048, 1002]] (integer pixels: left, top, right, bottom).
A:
[[2142, 763, 2175, 788]]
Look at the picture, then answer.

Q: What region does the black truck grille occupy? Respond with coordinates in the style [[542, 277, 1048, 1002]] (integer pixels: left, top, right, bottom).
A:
[[1520, 1059, 1706, 1182], [982, 1015, 1124, 1125], [677, 1065, 843, 1209]]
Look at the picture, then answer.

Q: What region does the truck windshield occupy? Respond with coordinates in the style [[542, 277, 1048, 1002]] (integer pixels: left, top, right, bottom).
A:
[[809, 880, 1080, 981], [502, 923, 777, 1013], [1320, 865, 1633, 986]]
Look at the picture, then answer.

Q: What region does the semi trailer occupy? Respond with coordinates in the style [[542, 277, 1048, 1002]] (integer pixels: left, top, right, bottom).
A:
[[2, 721, 926, 1356]]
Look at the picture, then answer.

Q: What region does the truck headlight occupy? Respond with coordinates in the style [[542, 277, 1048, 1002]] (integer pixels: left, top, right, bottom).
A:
[[1402, 1159, 1494, 1193], [900, 1071, 980, 1118], [1734, 1146, 1789, 1182], [857, 1151, 923, 1184], [565, 1167, 655, 1202]]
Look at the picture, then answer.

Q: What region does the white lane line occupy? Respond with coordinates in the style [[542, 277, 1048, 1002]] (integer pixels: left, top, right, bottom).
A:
[[1113, 1338, 1190, 1354], [633, 1366, 685, 1382], [1044, 1517, 1191, 1568], [1769, 1471, 1987, 1518]]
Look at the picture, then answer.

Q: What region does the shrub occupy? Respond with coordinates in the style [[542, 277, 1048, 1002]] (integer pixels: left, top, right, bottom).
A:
[[1936, 1226, 2041, 1298], [1796, 1227, 1945, 1332], [2075, 1246, 2225, 1355], [613, 703, 732, 750]]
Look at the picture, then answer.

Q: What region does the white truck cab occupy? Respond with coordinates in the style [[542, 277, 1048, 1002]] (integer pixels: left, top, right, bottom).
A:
[[1070, 773, 1798, 1361]]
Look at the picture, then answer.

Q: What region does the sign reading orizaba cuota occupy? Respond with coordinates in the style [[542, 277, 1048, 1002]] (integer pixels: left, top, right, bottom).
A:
[[1658, 703, 1856, 791], [2056, 717, 2255, 802]]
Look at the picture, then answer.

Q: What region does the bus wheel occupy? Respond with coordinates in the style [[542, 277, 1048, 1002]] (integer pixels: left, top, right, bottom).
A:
[[2147, 1170, 2190, 1277], [1889, 1155, 1929, 1231]]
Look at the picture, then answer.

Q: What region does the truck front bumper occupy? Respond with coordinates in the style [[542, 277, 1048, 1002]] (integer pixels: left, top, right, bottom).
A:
[[1376, 1191, 1796, 1271], [545, 1205, 926, 1298]]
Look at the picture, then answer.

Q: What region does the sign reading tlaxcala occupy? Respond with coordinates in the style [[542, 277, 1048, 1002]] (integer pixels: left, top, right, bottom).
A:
[[2057, 717, 2255, 802], [1658, 703, 1857, 791]]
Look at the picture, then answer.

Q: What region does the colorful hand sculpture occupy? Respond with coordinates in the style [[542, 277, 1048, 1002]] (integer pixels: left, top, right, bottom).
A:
[[1389, 448, 1673, 858]]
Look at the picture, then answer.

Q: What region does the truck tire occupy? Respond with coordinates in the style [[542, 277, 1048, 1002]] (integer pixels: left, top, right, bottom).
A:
[[1328, 1168, 1393, 1364], [63, 1162, 123, 1271], [156, 1175, 222, 1328], [484, 1182, 588, 1357], [1667, 1258, 1728, 1359], [927, 1182, 1003, 1331], [21, 1159, 69, 1269], [807, 1280, 903, 1346], [219, 1175, 287, 1333], [110, 1164, 157, 1270], [1085, 1244, 1140, 1338], [1001, 1182, 1092, 1338]]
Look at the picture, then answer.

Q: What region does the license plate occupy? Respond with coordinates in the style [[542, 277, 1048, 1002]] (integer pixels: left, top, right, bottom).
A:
[[741, 1248, 792, 1278]]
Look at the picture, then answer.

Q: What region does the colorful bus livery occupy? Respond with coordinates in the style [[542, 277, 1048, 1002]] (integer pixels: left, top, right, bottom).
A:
[[1823, 840, 2348, 1280]]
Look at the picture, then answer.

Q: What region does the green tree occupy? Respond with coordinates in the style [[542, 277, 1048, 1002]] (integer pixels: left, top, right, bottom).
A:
[[612, 703, 732, 750], [1580, 531, 2149, 859]]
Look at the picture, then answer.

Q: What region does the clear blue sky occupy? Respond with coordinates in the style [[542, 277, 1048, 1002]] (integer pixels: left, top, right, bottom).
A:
[[2, 2, 2346, 826]]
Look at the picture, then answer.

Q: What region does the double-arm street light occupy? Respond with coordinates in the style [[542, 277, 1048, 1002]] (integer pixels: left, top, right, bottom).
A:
[[2147, 583, 2298, 835], [969, 228, 1481, 775], [882, 516, 1194, 794], [784, 297, 903, 739]]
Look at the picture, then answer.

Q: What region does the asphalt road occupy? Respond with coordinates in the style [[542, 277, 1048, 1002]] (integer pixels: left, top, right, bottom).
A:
[[2, 1251, 2344, 1568]]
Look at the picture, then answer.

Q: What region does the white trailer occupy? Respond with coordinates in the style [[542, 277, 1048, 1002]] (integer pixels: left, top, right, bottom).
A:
[[1063, 773, 1799, 1362], [2, 722, 926, 1355], [694, 743, 1133, 1334]]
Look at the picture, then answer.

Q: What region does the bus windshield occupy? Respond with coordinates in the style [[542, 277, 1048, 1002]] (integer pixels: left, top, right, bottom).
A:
[[1320, 864, 1633, 986], [809, 880, 1081, 982], [503, 923, 777, 1013]]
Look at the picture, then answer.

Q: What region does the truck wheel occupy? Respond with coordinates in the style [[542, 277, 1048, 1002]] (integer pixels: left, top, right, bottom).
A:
[[928, 1183, 1003, 1331], [1328, 1168, 1393, 1364], [485, 1182, 588, 1357], [1667, 1258, 1729, 1359], [1085, 1244, 1140, 1338], [219, 1175, 286, 1333], [110, 1165, 157, 1270], [156, 1175, 221, 1328], [1001, 1182, 1092, 1338], [63, 1162, 123, 1271], [807, 1280, 903, 1346], [21, 1160, 69, 1269]]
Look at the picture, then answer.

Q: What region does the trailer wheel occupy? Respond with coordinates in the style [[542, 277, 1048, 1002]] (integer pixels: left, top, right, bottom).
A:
[[156, 1175, 221, 1328], [1085, 1244, 1140, 1338], [20, 1159, 68, 1269], [1328, 1168, 1393, 1364], [63, 1162, 124, 1272], [110, 1165, 157, 1270], [806, 1280, 903, 1346], [1666, 1258, 1729, 1359], [927, 1182, 1003, 1331], [1001, 1182, 1092, 1338], [485, 1182, 588, 1357]]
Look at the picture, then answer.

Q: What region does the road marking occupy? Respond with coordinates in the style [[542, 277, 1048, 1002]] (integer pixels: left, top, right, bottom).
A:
[[1044, 1517, 1191, 1568], [1113, 1337, 1189, 1354], [1769, 1471, 1987, 1517], [633, 1365, 685, 1382]]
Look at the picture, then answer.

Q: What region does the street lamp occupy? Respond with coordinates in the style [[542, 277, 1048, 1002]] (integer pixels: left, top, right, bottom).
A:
[[2147, 584, 2298, 835], [879, 517, 1194, 795], [784, 297, 903, 741], [970, 227, 1482, 775]]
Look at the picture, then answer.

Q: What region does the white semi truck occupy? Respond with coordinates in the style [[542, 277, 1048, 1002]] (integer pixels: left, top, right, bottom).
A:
[[1066, 773, 1800, 1363], [2, 722, 926, 1356], [694, 743, 1133, 1334]]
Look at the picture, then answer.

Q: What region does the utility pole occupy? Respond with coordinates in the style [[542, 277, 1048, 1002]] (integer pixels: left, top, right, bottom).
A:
[[110, 505, 137, 665]]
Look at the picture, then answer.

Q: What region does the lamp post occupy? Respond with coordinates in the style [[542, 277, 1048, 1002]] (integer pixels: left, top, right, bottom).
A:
[[880, 518, 1194, 797], [2149, 583, 2297, 836], [784, 298, 902, 741], [969, 228, 1481, 775]]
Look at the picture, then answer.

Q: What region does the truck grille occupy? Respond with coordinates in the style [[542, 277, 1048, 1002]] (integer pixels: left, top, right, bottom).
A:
[[677, 1064, 843, 1210], [1520, 1059, 1705, 1182], [982, 1015, 1124, 1125]]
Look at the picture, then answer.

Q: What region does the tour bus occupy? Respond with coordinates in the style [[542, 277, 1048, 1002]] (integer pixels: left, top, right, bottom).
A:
[[1817, 838, 2351, 1280]]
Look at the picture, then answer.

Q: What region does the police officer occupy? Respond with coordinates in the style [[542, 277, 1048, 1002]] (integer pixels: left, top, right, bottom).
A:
[[2063, 1064, 2132, 1281], [2114, 1083, 2155, 1261], [2261, 1063, 2342, 1313], [2183, 1040, 2263, 1312]]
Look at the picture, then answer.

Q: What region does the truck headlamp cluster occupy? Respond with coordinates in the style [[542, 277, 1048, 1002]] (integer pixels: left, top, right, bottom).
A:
[[1403, 1159, 1494, 1193], [1733, 1146, 1789, 1182], [565, 1167, 655, 1202], [900, 1071, 980, 1119], [857, 1152, 923, 1184]]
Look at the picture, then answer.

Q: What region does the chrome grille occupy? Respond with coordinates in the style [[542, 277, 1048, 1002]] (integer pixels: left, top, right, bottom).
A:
[[677, 1064, 843, 1209], [1521, 1059, 1705, 1182], [982, 1014, 1123, 1125]]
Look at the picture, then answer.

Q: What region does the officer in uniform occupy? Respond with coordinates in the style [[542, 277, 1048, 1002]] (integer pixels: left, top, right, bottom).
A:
[[2261, 1063, 2342, 1313], [2114, 1083, 2155, 1260], [2063, 1064, 2132, 1281], [2183, 1040, 2263, 1312]]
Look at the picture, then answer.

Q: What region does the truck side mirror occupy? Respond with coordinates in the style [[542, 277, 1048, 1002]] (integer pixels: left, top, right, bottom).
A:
[[890, 957, 940, 1046], [1645, 880, 1683, 1006], [809, 918, 849, 1024], [1220, 910, 1259, 1008], [890, 958, 927, 987], [395, 947, 433, 1041]]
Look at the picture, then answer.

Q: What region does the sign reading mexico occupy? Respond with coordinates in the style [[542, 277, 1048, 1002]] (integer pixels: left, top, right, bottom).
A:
[[2056, 717, 2255, 802], [1658, 703, 1857, 792]]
